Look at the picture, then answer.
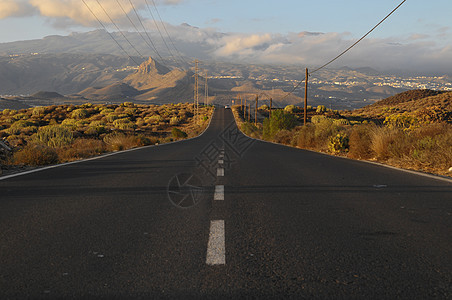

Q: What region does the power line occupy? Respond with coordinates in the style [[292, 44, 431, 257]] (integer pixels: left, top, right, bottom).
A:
[[143, 0, 182, 67], [280, 0, 407, 101], [311, 0, 407, 74], [81, 0, 141, 66], [148, 0, 190, 67], [95, 0, 145, 59], [115, 0, 161, 59]]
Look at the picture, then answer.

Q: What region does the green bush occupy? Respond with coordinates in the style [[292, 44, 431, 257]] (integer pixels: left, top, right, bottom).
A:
[[263, 110, 298, 139], [328, 132, 349, 154], [172, 128, 188, 139], [33, 125, 74, 148], [316, 105, 327, 113], [6, 120, 35, 135], [113, 118, 136, 130], [71, 109, 89, 119], [284, 105, 298, 114]]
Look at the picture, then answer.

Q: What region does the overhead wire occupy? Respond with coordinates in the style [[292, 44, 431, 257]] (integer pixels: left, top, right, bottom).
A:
[[81, 0, 141, 66], [95, 0, 145, 60], [144, 0, 189, 69], [148, 0, 191, 67], [280, 0, 407, 101], [115, 0, 162, 60]]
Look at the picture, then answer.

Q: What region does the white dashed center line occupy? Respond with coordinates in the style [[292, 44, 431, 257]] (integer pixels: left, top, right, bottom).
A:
[[206, 220, 226, 265], [217, 168, 224, 177], [218, 159, 224, 164], [214, 185, 224, 200]]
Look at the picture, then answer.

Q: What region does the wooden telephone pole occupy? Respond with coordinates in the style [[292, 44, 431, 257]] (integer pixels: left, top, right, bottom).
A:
[[194, 59, 199, 124], [269, 98, 272, 119], [255, 95, 258, 126], [244, 98, 247, 119], [304, 68, 308, 126]]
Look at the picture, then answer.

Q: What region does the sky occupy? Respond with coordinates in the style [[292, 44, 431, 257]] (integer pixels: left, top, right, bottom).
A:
[[0, 0, 451, 73]]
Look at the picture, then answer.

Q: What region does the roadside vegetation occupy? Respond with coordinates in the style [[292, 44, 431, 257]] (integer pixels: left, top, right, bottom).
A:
[[0, 102, 213, 171], [232, 90, 452, 177]]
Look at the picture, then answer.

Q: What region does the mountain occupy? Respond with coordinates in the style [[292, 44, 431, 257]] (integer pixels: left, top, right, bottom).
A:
[[78, 83, 140, 101], [0, 53, 142, 95]]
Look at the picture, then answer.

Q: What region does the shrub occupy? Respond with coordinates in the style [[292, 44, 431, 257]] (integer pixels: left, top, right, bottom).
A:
[[169, 116, 179, 125], [348, 125, 374, 159], [113, 118, 136, 130], [263, 110, 298, 139], [316, 105, 327, 113], [13, 144, 59, 166], [146, 115, 164, 124], [71, 109, 89, 119], [259, 104, 269, 111], [384, 113, 422, 131], [273, 129, 293, 145], [294, 125, 316, 148], [103, 132, 139, 151], [328, 132, 349, 154], [32, 106, 46, 117], [33, 125, 74, 148], [284, 105, 297, 114], [333, 118, 351, 126], [58, 139, 106, 161], [370, 127, 401, 160], [241, 122, 261, 138], [6, 120, 35, 135], [172, 128, 188, 139]]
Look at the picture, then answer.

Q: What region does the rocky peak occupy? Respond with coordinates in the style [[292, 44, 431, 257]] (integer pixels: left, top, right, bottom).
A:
[[138, 57, 171, 75]]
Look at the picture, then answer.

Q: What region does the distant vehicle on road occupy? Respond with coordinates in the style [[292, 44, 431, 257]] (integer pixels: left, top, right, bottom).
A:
[[224, 105, 230, 109]]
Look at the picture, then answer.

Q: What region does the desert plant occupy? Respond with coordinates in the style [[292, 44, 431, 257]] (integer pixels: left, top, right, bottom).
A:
[[316, 105, 327, 113], [103, 132, 139, 151], [328, 132, 349, 154], [71, 108, 89, 119], [263, 110, 298, 139], [172, 128, 188, 139], [348, 125, 374, 159], [13, 144, 59, 166], [113, 118, 136, 130], [33, 125, 74, 148]]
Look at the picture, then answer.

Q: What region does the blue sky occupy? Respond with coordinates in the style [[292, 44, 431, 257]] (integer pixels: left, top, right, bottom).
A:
[[0, 0, 451, 73], [0, 0, 450, 43]]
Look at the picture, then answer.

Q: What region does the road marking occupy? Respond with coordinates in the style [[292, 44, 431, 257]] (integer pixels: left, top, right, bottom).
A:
[[218, 159, 224, 164], [206, 220, 226, 265], [217, 168, 224, 177], [214, 185, 224, 200]]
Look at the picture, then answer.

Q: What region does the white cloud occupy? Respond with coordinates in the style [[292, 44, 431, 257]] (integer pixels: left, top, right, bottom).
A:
[[0, 0, 35, 18]]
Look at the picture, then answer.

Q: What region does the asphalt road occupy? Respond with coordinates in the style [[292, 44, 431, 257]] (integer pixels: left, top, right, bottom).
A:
[[0, 108, 451, 299]]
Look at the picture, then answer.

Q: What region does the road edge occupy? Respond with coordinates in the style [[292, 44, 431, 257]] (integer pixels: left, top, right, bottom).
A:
[[0, 107, 216, 181], [231, 108, 452, 184]]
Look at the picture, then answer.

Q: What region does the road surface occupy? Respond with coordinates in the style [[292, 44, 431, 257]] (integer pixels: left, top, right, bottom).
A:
[[1, 108, 451, 298]]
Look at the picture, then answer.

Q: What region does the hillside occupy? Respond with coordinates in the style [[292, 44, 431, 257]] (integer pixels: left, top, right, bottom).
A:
[[344, 89, 452, 123]]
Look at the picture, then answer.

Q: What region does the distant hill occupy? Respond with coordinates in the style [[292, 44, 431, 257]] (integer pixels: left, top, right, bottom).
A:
[[31, 91, 65, 99], [346, 89, 452, 123], [79, 83, 140, 101], [369, 89, 446, 107], [0, 98, 30, 110]]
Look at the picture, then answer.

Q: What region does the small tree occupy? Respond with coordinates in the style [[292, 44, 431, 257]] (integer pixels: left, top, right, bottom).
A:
[[263, 110, 298, 140]]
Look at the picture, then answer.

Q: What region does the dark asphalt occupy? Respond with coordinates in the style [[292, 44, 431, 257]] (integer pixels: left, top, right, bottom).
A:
[[0, 108, 451, 299]]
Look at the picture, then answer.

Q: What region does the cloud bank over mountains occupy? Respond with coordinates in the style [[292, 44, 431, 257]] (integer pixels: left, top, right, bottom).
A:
[[0, 0, 451, 74]]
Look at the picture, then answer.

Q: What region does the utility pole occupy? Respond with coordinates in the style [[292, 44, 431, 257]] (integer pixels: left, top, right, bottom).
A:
[[248, 103, 251, 122], [244, 98, 247, 119], [269, 98, 272, 119], [304, 68, 308, 126], [194, 59, 199, 124], [204, 70, 208, 106], [255, 95, 258, 126]]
